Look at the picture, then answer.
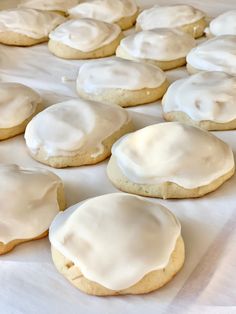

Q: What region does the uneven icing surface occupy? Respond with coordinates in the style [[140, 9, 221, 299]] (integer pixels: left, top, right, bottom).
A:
[[163, 71, 236, 123], [0, 8, 65, 39], [77, 58, 166, 93], [49, 193, 181, 290], [24, 99, 130, 158], [206, 10, 236, 36], [119, 29, 196, 61], [0, 82, 41, 128], [137, 4, 205, 30], [187, 35, 236, 75], [49, 18, 121, 51], [69, 0, 137, 23], [0, 164, 62, 244], [19, 0, 78, 11], [112, 122, 234, 189]]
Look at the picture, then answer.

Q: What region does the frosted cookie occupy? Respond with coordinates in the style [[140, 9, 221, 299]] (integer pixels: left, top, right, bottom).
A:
[[0, 9, 65, 46], [205, 10, 236, 37], [107, 122, 235, 199], [68, 0, 139, 30], [48, 18, 123, 59], [0, 82, 42, 140], [0, 164, 66, 255], [116, 29, 196, 70], [19, 0, 79, 15], [76, 58, 168, 107], [162, 71, 236, 131], [24, 99, 133, 168], [136, 4, 207, 38], [49, 193, 184, 296], [187, 35, 236, 76]]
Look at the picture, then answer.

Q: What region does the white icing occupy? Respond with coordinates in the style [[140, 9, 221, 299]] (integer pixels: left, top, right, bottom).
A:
[[0, 164, 62, 244], [137, 4, 205, 30], [187, 35, 236, 75], [24, 99, 130, 158], [49, 193, 181, 290], [19, 0, 79, 12], [49, 18, 121, 51], [162, 71, 236, 123], [0, 82, 41, 128], [207, 10, 236, 36], [77, 58, 166, 93], [111, 122, 234, 189], [0, 9, 66, 39], [68, 0, 137, 23], [119, 29, 196, 61]]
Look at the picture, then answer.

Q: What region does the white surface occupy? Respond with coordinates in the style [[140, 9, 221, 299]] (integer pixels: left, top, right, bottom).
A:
[[0, 1, 236, 314]]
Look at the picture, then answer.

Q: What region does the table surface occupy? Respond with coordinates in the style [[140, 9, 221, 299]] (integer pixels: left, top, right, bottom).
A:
[[0, 1, 236, 314]]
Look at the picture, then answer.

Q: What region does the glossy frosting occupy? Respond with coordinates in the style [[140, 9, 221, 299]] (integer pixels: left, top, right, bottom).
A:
[[111, 122, 234, 189], [19, 0, 79, 11], [77, 58, 166, 93], [0, 82, 41, 128], [119, 29, 196, 61], [0, 8, 65, 39], [0, 164, 62, 244], [206, 10, 236, 36], [137, 4, 205, 30], [69, 0, 137, 22], [49, 193, 181, 290], [24, 99, 130, 158], [49, 18, 121, 51], [187, 35, 236, 75], [163, 71, 236, 123]]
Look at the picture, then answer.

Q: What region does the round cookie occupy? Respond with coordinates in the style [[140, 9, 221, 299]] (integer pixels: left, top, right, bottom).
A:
[[0, 164, 66, 255], [205, 10, 236, 37], [136, 4, 207, 39], [49, 193, 184, 296], [187, 35, 236, 76], [116, 29, 196, 71], [76, 58, 169, 107], [24, 99, 133, 168], [162, 71, 236, 131], [0, 8, 65, 46], [19, 0, 79, 15], [0, 82, 42, 140], [48, 18, 123, 59], [107, 122, 235, 199]]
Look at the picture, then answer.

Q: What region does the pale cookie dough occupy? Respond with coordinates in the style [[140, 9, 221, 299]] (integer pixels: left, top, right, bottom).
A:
[[76, 58, 169, 107], [0, 8, 65, 46], [116, 29, 196, 70], [205, 10, 236, 37], [0, 82, 42, 140], [49, 193, 184, 295], [48, 18, 123, 59], [19, 0, 79, 14], [0, 164, 66, 255], [162, 71, 236, 131], [68, 0, 139, 30], [186, 35, 236, 76], [136, 4, 207, 38], [107, 122, 235, 199], [24, 99, 133, 168]]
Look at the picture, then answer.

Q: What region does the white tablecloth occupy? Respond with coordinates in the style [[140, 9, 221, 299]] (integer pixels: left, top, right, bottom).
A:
[[0, 1, 236, 313]]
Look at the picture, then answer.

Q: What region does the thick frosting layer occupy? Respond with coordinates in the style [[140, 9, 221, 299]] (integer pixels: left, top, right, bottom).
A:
[[112, 122, 234, 189], [187, 35, 236, 75], [137, 4, 205, 30], [49, 193, 181, 290], [163, 71, 236, 123], [0, 164, 62, 244], [24, 99, 130, 158], [49, 18, 121, 51], [77, 58, 166, 93], [206, 10, 236, 36], [68, 0, 137, 23], [19, 0, 79, 12], [0, 82, 41, 128], [119, 29, 196, 61], [0, 9, 65, 39]]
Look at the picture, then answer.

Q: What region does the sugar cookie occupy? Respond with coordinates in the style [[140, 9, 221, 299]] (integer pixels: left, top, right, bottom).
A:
[[205, 10, 236, 37], [19, 0, 79, 15], [49, 193, 184, 295]]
